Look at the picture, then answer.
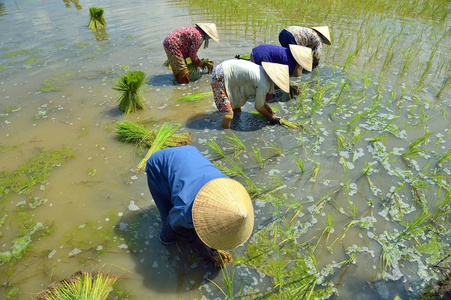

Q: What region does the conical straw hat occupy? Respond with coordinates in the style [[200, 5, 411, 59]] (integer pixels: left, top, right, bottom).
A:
[[195, 23, 220, 43], [193, 178, 254, 250], [261, 62, 290, 93], [311, 26, 331, 45], [289, 45, 313, 72]]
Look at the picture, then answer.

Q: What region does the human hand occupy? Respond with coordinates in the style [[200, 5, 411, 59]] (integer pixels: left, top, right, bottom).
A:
[[269, 116, 282, 125]]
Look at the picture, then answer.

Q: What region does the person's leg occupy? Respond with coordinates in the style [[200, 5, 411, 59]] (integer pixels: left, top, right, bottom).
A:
[[222, 111, 234, 129], [211, 64, 233, 129], [164, 48, 189, 84], [175, 69, 189, 84]]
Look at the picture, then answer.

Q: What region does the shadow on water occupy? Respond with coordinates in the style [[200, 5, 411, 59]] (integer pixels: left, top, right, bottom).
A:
[[115, 207, 220, 296], [148, 74, 176, 87], [186, 111, 269, 132]]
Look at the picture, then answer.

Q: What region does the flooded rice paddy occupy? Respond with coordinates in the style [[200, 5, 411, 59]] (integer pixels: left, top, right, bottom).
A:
[[1, 0, 450, 299]]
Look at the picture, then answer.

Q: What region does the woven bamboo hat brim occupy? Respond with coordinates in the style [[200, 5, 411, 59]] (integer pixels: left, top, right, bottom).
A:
[[192, 178, 254, 250], [261, 62, 290, 93], [195, 23, 220, 44], [289, 45, 313, 72], [310, 26, 331, 45]]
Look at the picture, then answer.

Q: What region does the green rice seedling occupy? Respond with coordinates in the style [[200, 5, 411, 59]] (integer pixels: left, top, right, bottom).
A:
[[251, 144, 264, 168], [294, 154, 305, 173], [135, 123, 180, 172], [343, 51, 356, 71], [209, 262, 245, 300], [263, 142, 283, 157], [37, 270, 117, 300], [205, 137, 226, 159], [313, 214, 334, 252], [310, 84, 332, 117], [436, 150, 451, 168], [437, 75, 451, 98], [266, 174, 285, 196], [88, 7, 106, 30], [174, 92, 212, 102], [112, 71, 147, 114], [431, 188, 451, 225], [115, 120, 192, 149], [397, 210, 430, 242], [310, 160, 320, 183], [224, 131, 246, 157], [280, 119, 303, 129]]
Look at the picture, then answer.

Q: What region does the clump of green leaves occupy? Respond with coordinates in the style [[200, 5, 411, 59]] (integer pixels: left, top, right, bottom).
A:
[[88, 7, 106, 30], [112, 71, 148, 114]]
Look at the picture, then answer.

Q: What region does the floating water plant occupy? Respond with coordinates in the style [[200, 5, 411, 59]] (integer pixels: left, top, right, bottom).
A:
[[88, 7, 106, 30], [36, 270, 117, 300], [112, 71, 147, 114]]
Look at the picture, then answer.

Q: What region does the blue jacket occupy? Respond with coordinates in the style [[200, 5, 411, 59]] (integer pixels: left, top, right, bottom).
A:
[[146, 146, 227, 232]]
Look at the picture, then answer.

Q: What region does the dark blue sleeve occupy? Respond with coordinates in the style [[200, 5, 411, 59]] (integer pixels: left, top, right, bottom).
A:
[[146, 146, 228, 232]]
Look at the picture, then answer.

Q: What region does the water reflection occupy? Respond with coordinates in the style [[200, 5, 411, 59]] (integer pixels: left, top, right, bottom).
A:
[[90, 28, 109, 42], [63, 0, 82, 10]]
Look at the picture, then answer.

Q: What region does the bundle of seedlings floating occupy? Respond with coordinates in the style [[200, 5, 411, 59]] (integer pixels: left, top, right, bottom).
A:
[[88, 7, 106, 30], [115, 121, 192, 171], [36, 270, 117, 300], [112, 71, 147, 114], [174, 91, 213, 102]]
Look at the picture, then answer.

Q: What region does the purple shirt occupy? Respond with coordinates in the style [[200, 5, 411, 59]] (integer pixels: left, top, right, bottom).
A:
[[252, 44, 298, 76]]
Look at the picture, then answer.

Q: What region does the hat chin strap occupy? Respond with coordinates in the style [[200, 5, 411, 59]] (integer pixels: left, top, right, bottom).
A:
[[204, 35, 210, 49]]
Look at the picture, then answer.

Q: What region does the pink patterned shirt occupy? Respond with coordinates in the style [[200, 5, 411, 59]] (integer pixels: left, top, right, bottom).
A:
[[285, 26, 322, 66], [163, 26, 205, 61]]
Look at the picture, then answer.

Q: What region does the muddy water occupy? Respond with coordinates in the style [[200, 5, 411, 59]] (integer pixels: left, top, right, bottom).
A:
[[1, 0, 451, 299]]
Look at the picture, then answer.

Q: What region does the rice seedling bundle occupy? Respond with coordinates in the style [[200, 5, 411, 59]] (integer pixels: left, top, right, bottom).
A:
[[112, 71, 147, 114], [175, 91, 213, 102], [280, 119, 303, 129], [135, 122, 184, 172], [88, 7, 106, 30], [164, 58, 214, 80], [36, 270, 117, 300], [116, 120, 192, 149]]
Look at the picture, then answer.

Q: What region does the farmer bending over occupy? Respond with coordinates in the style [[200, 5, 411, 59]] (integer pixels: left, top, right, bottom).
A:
[[146, 145, 254, 267], [249, 44, 312, 98], [211, 60, 290, 129], [279, 26, 331, 69], [163, 23, 219, 84]]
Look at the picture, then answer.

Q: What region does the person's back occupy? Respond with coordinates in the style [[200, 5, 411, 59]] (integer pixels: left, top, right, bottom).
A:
[[251, 44, 297, 75], [221, 59, 270, 110]]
